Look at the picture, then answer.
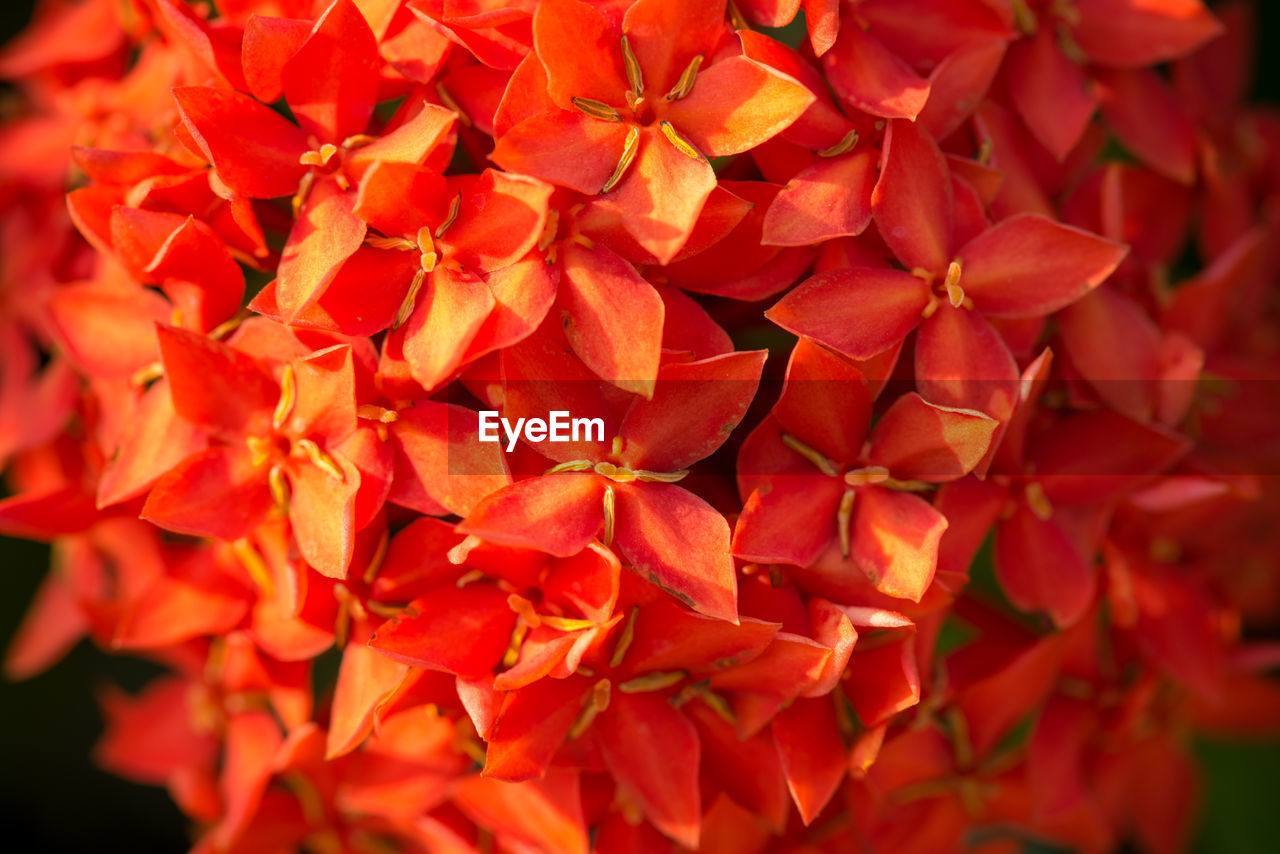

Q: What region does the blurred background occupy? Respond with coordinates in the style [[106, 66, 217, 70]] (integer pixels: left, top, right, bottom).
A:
[[2, 1, 1279, 852]]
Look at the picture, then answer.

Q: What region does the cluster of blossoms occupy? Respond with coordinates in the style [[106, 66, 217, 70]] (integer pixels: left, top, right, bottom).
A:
[[3, 0, 1280, 851]]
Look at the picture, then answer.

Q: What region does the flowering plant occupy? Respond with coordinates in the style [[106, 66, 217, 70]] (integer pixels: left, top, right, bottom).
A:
[[2, 0, 1280, 852]]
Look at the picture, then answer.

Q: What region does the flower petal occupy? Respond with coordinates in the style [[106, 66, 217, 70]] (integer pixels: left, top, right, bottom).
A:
[[458, 475, 606, 557]]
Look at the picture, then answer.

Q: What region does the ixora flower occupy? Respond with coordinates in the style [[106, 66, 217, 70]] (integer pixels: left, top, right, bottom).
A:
[[4, 0, 1280, 852]]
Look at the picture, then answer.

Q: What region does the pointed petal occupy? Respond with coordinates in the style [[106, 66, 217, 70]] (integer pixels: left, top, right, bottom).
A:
[[774, 336, 872, 464], [276, 180, 367, 320], [457, 475, 606, 557], [621, 599, 778, 674], [1097, 68, 1196, 185], [614, 481, 737, 623], [241, 14, 311, 103], [773, 696, 846, 824], [822, 22, 930, 120], [155, 325, 277, 437], [622, 0, 726, 98], [1073, 0, 1224, 67], [141, 446, 273, 542], [917, 37, 1006, 140], [402, 266, 497, 391], [597, 691, 701, 849], [868, 393, 996, 481], [766, 268, 928, 361], [872, 118, 954, 272], [493, 110, 632, 196], [388, 402, 512, 517], [172, 86, 307, 198], [995, 503, 1095, 628], [733, 478, 842, 566], [441, 170, 553, 273], [1005, 27, 1098, 160], [611, 127, 719, 264], [288, 451, 361, 578], [914, 307, 1021, 422], [533, 0, 629, 111], [484, 676, 589, 781], [98, 379, 206, 508], [281, 0, 380, 142], [664, 56, 816, 158], [369, 583, 517, 678], [762, 149, 877, 246], [956, 214, 1128, 317], [851, 486, 947, 602]]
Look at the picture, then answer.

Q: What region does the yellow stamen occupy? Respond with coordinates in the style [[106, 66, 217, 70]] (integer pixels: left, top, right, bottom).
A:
[[618, 670, 686, 693], [837, 487, 856, 559], [295, 438, 344, 480], [247, 435, 275, 468], [659, 121, 703, 160], [232, 538, 274, 596], [455, 569, 486, 588], [502, 620, 529, 667], [341, 133, 377, 150], [130, 361, 163, 387], [572, 97, 622, 122], [602, 484, 616, 547], [363, 528, 390, 584], [299, 143, 338, 168], [364, 235, 417, 251], [541, 616, 598, 632], [609, 607, 638, 668], [1011, 0, 1037, 35], [1025, 481, 1053, 521], [537, 209, 560, 252], [272, 363, 296, 431], [393, 269, 426, 330], [357, 404, 399, 424], [268, 462, 290, 514], [292, 171, 316, 217], [665, 55, 703, 101], [818, 129, 860, 158], [621, 36, 644, 97], [611, 435, 625, 458], [602, 125, 641, 193], [844, 466, 891, 487], [435, 193, 462, 238], [727, 0, 749, 31], [568, 679, 612, 739], [780, 433, 840, 476]]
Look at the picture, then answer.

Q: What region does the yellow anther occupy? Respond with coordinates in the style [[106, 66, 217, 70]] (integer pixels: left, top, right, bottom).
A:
[[295, 438, 344, 480], [671, 681, 735, 724], [818, 129, 860, 158], [268, 462, 290, 513], [299, 143, 339, 168], [393, 269, 426, 330], [572, 97, 623, 122], [357, 404, 399, 424], [292, 171, 316, 217], [618, 670, 686, 693], [610, 607, 638, 668], [546, 460, 595, 474], [568, 679, 612, 739], [1025, 481, 1053, 521], [537, 209, 560, 252], [594, 461, 688, 483], [435, 83, 472, 127], [341, 133, 378, 150], [659, 121, 703, 160], [455, 568, 486, 587], [570, 233, 595, 250], [435, 193, 462, 238], [247, 435, 275, 467], [603, 483, 616, 547], [602, 125, 641, 193], [944, 260, 963, 290], [837, 487, 856, 559], [844, 466, 890, 486], [272, 363, 296, 431], [977, 137, 994, 166], [508, 593, 542, 628], [130, 361, 163, 387], [541, 616, 598, 632], [621, 35, 644, 97], [502, 620, 530, 667], [232, 538, 274, 596], [780, 433, 840, 476], [594, 461, 636, 483], [364, 235, 417, 251], [1056, 24, 1089, 64], [363, 528, 390, 584], [611, 436, 625, 458], [727, 0, 749, 31], [921, 294, 941, 320], [1011, 0, 1038, 35], [208, 310, 248, 341], [665, 55, 703, 101]]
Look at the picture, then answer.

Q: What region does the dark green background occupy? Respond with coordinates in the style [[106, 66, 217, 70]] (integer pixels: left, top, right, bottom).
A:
[[2, 1, 1278, 851]]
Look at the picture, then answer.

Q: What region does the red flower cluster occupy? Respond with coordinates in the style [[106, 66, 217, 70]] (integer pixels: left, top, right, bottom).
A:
[[2, 0, 1280, 852]]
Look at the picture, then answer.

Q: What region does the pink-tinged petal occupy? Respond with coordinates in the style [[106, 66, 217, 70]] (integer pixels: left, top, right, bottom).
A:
[[803, 598, 857, 697], [917, 37, 1005, 140], [172, 86, 308, 198], [822, 22, 930, 120], [610, 126, 719, 265], [664, 56, 815, 158], [388, 402, 512, 517], [276, 180, 367, 320], [868, 393, 996, 481], [286, 344, 357, 443], [851, 486, 947, 602], [288, 451, 361, 578], [995, 503, 1095, 628], [281, 0, 380, 142], [872, 119, 954, 272], [241, 14, 311, 103], [774, 337, 871, 464], [766, 267, 929, 361], [98, 380, 206, 508], [1004, 26, 1098, 160], [733, 477, 842, 566], [458, 475, 606, 556], [597, 691, 701, 849], [614, 481, 737, 623], [914, 307, 1020, 422], [559, 242, 663, 397], [155, 325, 277, 438], [1096, 68, 1196, 185], [1058, 286, 1162, 422], [622, 0, 726, 98], [762, 149, 877, 246], [492, 110, 631, 195], [737, 29, 856, 150], [442, 170, 552, 273], [484, 677, 589, 781], [326, 640, 410, 759], [617, 350, 767, 472], [141, 446, 273, 542], [46, 283, 170, 378], [402, 266, 496, 391], [1073, 0, 1224, 68], [532, 0, 628, 110], [956, 213, 1128, 317], [369, 583, 516, 678], [773, 696, 846, 824], [454, 773, 589, 854]]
